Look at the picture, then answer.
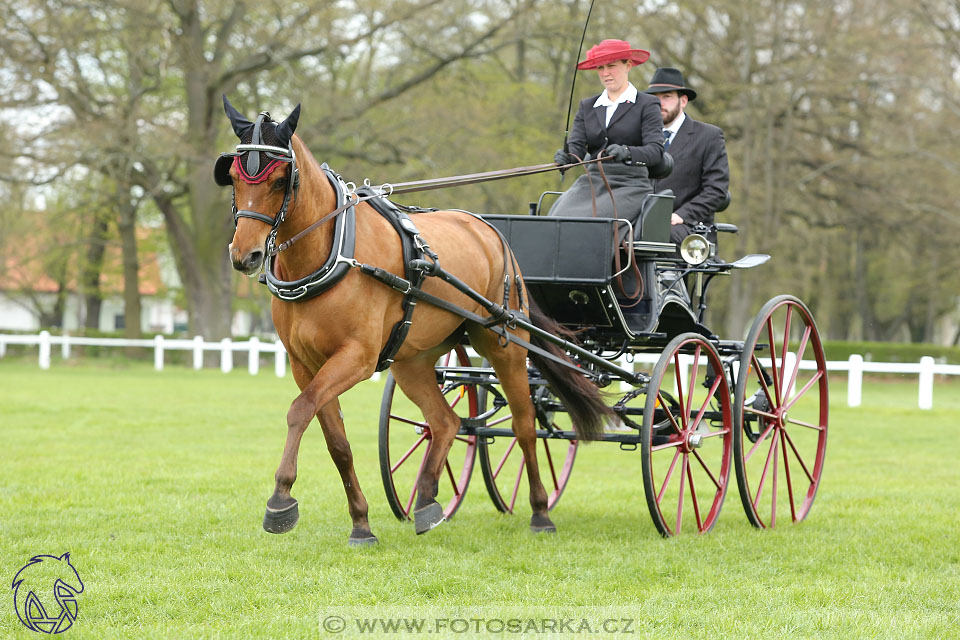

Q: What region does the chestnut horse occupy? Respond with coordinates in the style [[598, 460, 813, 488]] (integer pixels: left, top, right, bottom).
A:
[[216, 97, 612, 545]]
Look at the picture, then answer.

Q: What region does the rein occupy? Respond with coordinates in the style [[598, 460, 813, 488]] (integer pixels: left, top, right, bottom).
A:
[[273, 156, 608, 255]]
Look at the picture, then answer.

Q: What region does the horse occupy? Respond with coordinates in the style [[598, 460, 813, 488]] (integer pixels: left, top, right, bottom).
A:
[[215, 96, 614, 545]]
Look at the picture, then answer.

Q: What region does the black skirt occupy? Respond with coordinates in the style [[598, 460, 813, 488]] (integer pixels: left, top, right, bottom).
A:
[[548, 161, 652, 228]]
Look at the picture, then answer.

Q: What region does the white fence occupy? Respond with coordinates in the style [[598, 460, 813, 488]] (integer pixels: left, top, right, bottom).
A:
[[1, 332, 958, 409]]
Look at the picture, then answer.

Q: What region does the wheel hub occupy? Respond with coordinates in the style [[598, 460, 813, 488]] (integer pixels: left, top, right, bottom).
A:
[[687, 432, 705, 449]]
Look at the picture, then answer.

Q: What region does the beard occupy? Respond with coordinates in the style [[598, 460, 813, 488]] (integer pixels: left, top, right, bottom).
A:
[[661, 102, 682, 126]]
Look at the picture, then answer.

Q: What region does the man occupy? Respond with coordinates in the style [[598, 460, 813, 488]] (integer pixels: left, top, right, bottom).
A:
[[644, 68, 729, 245]]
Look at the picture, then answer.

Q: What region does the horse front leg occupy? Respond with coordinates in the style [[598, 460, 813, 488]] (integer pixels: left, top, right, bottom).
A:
[[316, 398, 377, 546], [264, 350, 375, 544]]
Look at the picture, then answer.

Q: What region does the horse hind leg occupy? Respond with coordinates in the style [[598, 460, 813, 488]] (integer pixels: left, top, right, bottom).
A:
[[390, 357, 462, 535], [470, 328, 556, 533]]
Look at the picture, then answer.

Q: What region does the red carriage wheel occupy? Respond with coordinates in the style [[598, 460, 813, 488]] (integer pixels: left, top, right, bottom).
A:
[[477, 382, 577, 514], [641, 333, 733, 536], [378, 345, 478, 521], [733, 295, 829, 528]]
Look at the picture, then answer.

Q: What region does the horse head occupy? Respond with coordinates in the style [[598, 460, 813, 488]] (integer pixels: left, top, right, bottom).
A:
[[215, 95, 301, 275]]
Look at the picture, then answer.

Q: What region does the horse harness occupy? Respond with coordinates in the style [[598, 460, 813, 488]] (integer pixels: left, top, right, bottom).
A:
[[219, 128, 587, 376]]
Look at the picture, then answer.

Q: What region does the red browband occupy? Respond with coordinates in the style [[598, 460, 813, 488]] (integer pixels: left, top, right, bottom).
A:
[[233, 156, 284, 184]]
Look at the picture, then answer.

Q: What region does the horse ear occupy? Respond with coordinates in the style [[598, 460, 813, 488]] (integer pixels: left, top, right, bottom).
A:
[[275, 103, 301, 148], [222, 94, 254, 139]]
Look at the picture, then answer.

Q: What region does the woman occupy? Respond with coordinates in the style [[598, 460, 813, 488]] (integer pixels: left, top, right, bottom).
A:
[[550, 39, 664, 225]]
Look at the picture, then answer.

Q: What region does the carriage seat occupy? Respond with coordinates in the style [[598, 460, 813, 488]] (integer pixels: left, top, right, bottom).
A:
[[632, 190, 674, 244]]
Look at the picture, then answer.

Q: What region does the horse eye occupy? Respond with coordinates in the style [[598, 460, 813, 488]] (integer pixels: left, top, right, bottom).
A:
[[273, 177, 287, 191]]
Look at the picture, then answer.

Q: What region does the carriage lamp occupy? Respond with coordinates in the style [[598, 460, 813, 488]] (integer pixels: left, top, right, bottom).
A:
[[679, 233, 712, 265]]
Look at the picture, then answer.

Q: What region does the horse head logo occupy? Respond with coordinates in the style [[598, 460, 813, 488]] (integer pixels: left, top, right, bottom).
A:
[[11, 553, 84, 634]]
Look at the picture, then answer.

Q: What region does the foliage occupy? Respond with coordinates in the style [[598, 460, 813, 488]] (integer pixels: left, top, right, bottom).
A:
[[1, 363, 958, 638]]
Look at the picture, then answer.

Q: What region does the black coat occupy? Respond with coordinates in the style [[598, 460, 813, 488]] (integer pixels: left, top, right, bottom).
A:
[[566, 91, 664, 167], [654, 116, 729, 230]]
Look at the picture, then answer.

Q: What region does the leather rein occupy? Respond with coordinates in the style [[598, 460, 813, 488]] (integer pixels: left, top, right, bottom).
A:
[[272, 155, 610, 255]]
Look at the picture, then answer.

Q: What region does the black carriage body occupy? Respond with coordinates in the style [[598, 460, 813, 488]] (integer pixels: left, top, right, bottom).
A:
[[481, 214, 708, 352]]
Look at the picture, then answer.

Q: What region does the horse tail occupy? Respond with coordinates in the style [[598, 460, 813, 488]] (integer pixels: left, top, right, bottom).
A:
[[525, 299, 614, 441]]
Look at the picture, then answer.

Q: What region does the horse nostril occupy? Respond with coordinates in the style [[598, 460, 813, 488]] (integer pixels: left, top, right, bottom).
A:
[[244, 250, 264, 270]]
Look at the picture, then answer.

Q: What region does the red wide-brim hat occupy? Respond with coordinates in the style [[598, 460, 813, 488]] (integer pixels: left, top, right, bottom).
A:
[[577, 39, 650, 70]]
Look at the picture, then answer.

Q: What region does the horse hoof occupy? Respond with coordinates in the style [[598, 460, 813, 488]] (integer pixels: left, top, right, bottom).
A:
[[348, 528, 379, 547], [530, 513, 556, 534], [263, 499, 299, 534], [413, 502, 445, 535]]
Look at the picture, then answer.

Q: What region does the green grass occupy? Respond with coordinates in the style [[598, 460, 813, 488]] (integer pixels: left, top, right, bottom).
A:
[[1, 361, 958, 638]]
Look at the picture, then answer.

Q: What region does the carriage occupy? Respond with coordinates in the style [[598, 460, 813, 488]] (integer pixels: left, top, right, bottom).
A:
[[378, 192, 829, 537], [218, 98, 828, 544]]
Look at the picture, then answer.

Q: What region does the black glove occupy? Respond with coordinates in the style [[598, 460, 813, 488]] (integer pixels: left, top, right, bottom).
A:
[[554, 149, 573, 166], [604, 144, 631, 163]]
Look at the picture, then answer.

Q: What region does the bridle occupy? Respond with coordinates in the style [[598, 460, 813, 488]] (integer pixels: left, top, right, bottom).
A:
[[216, 111, 300, 256]]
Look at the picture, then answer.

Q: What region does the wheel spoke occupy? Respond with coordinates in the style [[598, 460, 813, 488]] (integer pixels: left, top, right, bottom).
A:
[[771, 429, 780, 527], [676, 453, 688, 533], [780, 429, 796, 521], [766, 317, 782, 404], [543, 439, 558, 490], [750, 354, 777, 409], [493, 437, 518, 480], [454, 435, 472, 444], [752, 429, 778, 510], [786, 416, 825, 431], [779, 305, 793, 393], [744, 406, 778, 421], [782, 325, 811, 401], [659, 394, 684, 435], [391, 433, 429, 474], [390, 414, 429, 428], [652, 436, 684, 452], [656, 448, 682, 503], [510, 457, 525, 512], [685, 345, 702, 423], [691, 372, 723, 431], [781, 427, 816, 485], [686, 457, 703, 531], [486, 413, 513, 428], [672, 353, 687, 429], [692, 449, 722, 490], [405, 441, 432, 514], [782, 371, 824, 413], [744, 420, 777, 462], [444, 458, 460, 497]]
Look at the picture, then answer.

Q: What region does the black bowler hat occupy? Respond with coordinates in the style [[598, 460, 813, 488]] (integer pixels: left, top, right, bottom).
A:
[[645, 67, 697, 101]]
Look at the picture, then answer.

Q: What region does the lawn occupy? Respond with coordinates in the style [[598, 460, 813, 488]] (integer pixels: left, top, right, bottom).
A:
[[1, 361, 958, 638]]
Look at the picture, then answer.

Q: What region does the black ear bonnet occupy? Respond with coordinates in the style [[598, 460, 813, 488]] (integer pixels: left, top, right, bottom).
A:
[[214, 95, 301, 187]]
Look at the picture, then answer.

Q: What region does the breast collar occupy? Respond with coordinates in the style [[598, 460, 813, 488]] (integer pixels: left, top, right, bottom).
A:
[[258, 164, 357, 301]]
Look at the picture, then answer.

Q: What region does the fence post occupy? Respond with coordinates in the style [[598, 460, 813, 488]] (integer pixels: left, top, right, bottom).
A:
[[918, 356, 935, 410], [221, 338, 232, 373], [274, 340, 286, 378], [847, 354, 863, 408], [61, 332, 70, 360], [154, 335, 164, 371], [39, 330, 51, 370], [248, 337, 260, 375], [192, 335, 204, 370]]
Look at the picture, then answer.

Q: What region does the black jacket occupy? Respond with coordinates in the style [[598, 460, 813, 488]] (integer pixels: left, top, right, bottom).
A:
[[654, 116, 730, 226], [566, 91, 664, 167]]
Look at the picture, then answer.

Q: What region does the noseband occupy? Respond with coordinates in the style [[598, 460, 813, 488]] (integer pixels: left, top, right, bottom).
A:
[[216, 111, 300, 255]]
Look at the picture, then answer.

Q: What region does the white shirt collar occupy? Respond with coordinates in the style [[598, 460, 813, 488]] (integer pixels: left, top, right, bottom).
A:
[[594, 82, 638, 108], [664, 112, 686, 135]]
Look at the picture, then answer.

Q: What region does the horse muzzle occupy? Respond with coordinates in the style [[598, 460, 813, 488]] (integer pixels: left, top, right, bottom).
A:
[[229, 244, 265, 276]]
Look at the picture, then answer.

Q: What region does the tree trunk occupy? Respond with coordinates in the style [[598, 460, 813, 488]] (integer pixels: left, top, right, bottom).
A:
[[82, 213, 109, 330], [116, 191, 142, 339]]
